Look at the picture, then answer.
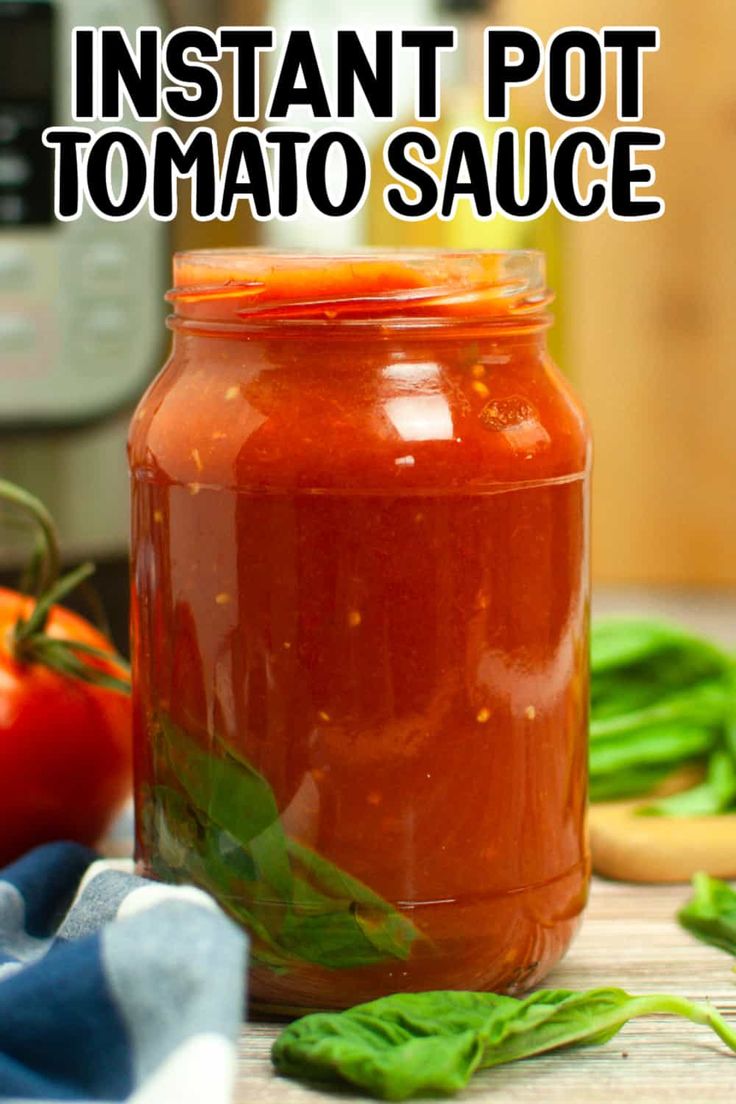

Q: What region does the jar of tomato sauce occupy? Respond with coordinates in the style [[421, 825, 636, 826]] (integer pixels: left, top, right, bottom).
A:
[[129, 250, 591, 1013]]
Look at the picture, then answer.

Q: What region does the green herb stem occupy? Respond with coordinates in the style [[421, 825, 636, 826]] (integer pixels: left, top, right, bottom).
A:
[[0, 478, 61, 596]]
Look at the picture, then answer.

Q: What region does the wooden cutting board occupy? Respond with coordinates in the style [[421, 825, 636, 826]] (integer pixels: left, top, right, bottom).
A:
[[236, 877, 736, 1103]]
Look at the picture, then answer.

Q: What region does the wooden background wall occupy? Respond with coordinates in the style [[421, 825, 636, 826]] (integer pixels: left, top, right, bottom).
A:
[[166, 0, 736, 586], [512, 0, 736, 585], [165, 0, 267, 252]]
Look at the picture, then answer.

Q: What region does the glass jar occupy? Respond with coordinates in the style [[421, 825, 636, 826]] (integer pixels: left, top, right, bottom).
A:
[[129, 250, 591, 1014]]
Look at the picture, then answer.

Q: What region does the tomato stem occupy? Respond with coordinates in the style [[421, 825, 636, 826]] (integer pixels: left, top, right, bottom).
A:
[[0, 479, 61, 596], [17, 635, 131, 695], [0, 481, 131, 696], [14, 563, 97, 646], [11, 560, 132, 696]]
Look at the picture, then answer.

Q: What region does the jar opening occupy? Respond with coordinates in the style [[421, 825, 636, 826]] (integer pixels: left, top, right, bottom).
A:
[[167, 249, 552, 333]]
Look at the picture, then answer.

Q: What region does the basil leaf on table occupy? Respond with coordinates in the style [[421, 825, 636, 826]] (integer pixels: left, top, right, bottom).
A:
[[679, 872, 736, 957], [150, 716, 421, 971], [272, 987, 736, 1101]]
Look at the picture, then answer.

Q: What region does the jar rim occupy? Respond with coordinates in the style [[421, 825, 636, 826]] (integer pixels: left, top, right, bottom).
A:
[[167, 248, 552, 331]]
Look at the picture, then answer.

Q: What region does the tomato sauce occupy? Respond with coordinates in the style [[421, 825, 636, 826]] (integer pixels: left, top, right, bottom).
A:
[[129, 251, 591, 1012]]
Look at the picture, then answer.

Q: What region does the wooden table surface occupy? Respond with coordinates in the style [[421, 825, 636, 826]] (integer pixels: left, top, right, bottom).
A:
[[236, 877, 736, 1103]]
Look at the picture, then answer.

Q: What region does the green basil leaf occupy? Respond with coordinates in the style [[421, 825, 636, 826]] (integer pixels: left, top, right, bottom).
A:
[[588, 763, 676, 802], [272, 987, 736, 1100], [151, 784, 293, 970], [590, 679, 732, 742], [591, 619, 731, 678], [589, 617, 736, 806], [279, 898, 389, 969], [287, 839, 419, 962], [273, 991, 511, 1099], [679, 872, 736, 957], [640, 751, 736, 817], [157, 716, 294, 898], [149, 715, 422, 971], [240, 837, 421, 969], [589, 724, 716, 776]]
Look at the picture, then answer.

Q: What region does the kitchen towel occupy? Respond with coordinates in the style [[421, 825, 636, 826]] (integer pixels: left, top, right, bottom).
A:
[[0, 842, 248, 1103]]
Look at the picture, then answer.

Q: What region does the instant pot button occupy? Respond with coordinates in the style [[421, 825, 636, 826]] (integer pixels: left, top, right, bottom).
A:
[[0, 152, 31, 187], [82, 305, 128, 346], [0, 115, 21, 144], [0, 247, 31, 290], [0, 314, 36, 353], [82, 243, 128, 285], [0, 196, 25, 223]]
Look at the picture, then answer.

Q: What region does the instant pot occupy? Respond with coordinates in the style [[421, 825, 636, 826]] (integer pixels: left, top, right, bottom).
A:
[[0, 1, 265, 575]]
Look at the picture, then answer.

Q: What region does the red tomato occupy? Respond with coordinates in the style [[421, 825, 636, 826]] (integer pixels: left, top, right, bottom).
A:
[[0, 586, 132, 866]]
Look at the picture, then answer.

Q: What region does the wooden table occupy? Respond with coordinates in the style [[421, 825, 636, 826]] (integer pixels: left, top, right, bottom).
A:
[[236, 877, 736, 1103]]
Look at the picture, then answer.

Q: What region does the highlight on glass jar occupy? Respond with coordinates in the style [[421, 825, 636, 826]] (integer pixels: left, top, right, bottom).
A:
[[128, 250, 592, 1014]]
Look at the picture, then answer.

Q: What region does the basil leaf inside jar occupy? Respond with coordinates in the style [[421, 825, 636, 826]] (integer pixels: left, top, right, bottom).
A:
[[147, 715, 422, 970]]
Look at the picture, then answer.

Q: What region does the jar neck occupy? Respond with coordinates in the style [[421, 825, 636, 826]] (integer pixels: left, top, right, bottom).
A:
[[169, 319, 553, 366]]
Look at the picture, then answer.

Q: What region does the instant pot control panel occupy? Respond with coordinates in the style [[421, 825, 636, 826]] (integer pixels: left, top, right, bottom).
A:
[[0, 0, 166, 427]]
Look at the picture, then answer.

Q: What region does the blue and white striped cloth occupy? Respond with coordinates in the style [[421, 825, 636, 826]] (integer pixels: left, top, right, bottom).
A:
[[0, 843, 248, 1103]]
